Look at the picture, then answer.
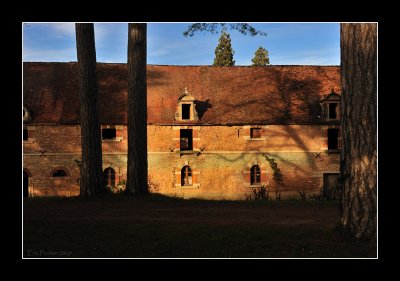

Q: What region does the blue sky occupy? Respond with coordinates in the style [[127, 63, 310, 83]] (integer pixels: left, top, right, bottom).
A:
[[23, 23, 340, 65]]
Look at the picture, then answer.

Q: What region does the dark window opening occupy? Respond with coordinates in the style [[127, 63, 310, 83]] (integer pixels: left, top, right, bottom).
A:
[[23, 171, 29, 198], [182, 104, 191, 120], [328, 129, 339, 150], [323, 173, 340, 199], [181, 166, 192, 186], [103, 167, 116, 187], [23, 129, 28, 141], [250, 165, 261, 185], [102, 128, 116, 139], [52, 170, 67, 177], [329, 103, 338, 119], [251, 128, 262, 138], [180, 129, 193, 150]]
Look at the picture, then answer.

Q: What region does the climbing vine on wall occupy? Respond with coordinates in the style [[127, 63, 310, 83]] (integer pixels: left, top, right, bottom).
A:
[[263, 154, 284, 185]]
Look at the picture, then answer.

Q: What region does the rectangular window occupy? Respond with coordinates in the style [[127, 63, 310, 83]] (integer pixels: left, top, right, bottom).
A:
[[251, 165, 261, 185], [102, 128, 116, 140], [329, 103, 338, 119], [328, 128, 339, 150], [180, 129, 193, 150], [23, 129, 28, 141], [323, 173, 340, 199], [182, 104, 191, 120], [181, 166, 193, 186], [250, 128, 262, 138]]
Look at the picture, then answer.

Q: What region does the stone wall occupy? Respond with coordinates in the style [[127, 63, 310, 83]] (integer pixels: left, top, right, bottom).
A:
[[23, 124, 340, 199]]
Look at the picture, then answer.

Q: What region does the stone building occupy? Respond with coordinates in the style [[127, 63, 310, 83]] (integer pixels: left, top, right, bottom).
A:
[[23, 62, 341, 200]]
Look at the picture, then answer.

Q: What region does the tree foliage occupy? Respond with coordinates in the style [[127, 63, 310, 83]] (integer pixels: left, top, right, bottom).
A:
[[213, 30, 235, 66], [251, 46, 270, 66], [183, 23, 266, 37]]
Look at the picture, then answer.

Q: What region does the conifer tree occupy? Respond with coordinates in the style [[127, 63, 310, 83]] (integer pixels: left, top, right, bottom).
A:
[[213, 30, 235, 66], [340, 23, 376, 241], [75, 23, 103, 197], [251, 46, 270, 66]]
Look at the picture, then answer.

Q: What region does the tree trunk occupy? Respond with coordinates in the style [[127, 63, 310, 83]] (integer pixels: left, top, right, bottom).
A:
[[75, 23, 103, 197], [340, 23, 377, 241], [127, 23, 148, 194]]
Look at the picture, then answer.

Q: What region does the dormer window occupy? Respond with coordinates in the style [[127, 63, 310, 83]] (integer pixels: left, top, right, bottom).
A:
[[329, 103, 339, 119], [175, 87, 199, 122], [23, 105, 32, 122], [182, 104, 191, 120], [320, 91, 341, 121]]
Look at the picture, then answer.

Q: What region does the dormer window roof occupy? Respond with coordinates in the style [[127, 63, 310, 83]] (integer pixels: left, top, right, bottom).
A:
[[320, 91, 341, 104], [320, 90, 341, 121], [175, 87, 199, 122], [23, 105, 32, 122]]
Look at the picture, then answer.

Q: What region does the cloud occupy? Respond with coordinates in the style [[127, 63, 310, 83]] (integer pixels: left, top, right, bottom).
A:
[[271, 47, 339, 65], [51, 23, 75, 37], [48, 22, 116, 42], [148, 41, 187, 57]]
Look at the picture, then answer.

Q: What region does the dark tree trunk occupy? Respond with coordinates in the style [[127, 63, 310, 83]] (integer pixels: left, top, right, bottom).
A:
[[340, 23, 377, 240], [75, 23, 103, 197], [127, 23, 148, 194]]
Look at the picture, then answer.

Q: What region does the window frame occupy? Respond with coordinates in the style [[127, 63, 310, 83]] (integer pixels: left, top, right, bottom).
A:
[[180, 129, 193, 151], [23, 128, 28, 141], [102, 128, 117, 140], [181, 104, 191, 120], [250, 128, 262, 139], [327, 128, 340, 150], [328, 102, 339, 120], [181, 166, 193, 186], [103, 167, 116, 187], [250, 165, 261, 185]]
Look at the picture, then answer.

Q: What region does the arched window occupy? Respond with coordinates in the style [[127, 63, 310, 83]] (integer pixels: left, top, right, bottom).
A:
[[250, 165, 261, 185], [103, 167, 116, 187], [181, 166, 192, 186], [52, 170, 67, 177]]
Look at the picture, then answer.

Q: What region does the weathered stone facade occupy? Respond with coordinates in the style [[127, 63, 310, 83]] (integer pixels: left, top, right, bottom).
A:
[[23, 63, 341, 199]]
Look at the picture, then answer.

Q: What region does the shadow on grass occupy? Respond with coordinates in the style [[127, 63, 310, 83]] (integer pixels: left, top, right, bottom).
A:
[[23, 194, 375, 258]]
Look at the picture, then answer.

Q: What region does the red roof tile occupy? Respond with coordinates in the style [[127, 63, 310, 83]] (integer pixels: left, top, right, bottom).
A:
[[23, 62, 340, 125]]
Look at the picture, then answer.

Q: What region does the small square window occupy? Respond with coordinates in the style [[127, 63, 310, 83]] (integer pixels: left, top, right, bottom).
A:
[[250, 128, 262, 138], [102, 128, 116, 139]]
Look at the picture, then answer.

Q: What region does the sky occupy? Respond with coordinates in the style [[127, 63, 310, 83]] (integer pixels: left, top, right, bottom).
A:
[[23, 23, 340, 65]]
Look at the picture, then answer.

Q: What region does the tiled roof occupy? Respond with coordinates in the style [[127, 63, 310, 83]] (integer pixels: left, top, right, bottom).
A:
[[23, 62, 340, 125]]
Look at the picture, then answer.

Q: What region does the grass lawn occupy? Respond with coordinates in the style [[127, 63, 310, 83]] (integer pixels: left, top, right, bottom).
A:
[[23, 194, 376, 258]]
